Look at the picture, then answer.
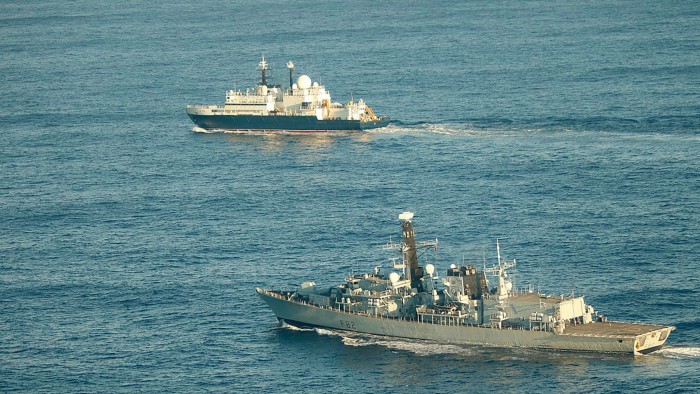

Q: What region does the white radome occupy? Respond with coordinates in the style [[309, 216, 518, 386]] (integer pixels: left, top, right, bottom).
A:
[[389, 272, 400, 284], [297, 75, 312, 89]]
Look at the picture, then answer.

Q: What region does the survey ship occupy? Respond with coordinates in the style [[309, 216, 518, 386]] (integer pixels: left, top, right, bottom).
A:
[[185, 57, 389, 132], [257, 212, 675, 355]]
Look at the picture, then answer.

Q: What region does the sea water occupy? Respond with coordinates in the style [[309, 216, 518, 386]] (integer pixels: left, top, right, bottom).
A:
[[1, 0, 699, 392]]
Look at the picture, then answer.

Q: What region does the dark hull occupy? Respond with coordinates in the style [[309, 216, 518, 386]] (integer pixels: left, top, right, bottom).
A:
[[187, 113, 390, 132]]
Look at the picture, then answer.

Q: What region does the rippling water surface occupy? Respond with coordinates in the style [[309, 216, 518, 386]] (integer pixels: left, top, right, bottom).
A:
[[2, 0, 699, 392]]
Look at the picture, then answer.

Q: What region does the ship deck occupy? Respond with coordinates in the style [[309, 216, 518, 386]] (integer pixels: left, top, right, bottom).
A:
[[562, 321, 670, 338], [510, 292, 571, 304]]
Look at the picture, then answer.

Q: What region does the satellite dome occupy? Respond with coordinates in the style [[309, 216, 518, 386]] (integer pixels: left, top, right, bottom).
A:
[[297, 75, 312, 89], [389, 272, 400, 285], [425, 264, 435, 276]]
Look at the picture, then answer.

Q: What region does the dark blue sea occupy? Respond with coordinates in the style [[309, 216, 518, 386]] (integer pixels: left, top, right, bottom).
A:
[[2, 0, 699, 392]]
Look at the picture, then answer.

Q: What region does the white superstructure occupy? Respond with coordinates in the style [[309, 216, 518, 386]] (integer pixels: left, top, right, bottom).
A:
[[188, 56, 380, 122]]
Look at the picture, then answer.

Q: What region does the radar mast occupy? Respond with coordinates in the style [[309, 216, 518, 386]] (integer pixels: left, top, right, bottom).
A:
[[287, 61, 295, 90], [399, 212, 421, 287], [258, 55, 270, 87]]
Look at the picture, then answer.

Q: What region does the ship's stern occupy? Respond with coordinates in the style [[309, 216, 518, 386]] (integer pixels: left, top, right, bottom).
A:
[[360, 116, 390, 130], [634, 326, 676, 355]]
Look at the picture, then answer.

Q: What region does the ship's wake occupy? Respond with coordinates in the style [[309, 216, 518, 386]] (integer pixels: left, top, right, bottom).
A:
[[278, 320, 315, 332], [371, 122, 519, 137], [313, 328, 481, 357], [655, 346, 700, 359], [343, 335, 480, 357]]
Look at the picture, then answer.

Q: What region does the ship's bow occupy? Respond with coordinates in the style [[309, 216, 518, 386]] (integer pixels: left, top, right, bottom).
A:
[[256, 287, 293, 322]]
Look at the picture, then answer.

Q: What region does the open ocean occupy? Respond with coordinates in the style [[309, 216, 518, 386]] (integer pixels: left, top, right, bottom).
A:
[[2, 0, 699, 392]]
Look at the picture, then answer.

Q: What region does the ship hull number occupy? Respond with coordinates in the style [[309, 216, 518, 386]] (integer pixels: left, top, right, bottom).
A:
[[339, 320, 356, 330]]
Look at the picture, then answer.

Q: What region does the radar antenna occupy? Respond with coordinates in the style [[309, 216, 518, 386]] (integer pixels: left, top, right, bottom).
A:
[[258, 55, 271, 87], [483, 239, 516, 301]]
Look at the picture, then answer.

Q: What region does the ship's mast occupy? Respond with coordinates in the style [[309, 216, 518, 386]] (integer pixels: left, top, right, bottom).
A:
[[484, 239, 516, 299], [484, 239, 516, 328], [258, 55, 270, 87], [399, 212, 420, 286], [287, 61, 294, 90]]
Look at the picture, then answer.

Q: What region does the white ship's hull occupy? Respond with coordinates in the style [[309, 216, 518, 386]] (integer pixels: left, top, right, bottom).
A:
[[257, 288, 672, 355]]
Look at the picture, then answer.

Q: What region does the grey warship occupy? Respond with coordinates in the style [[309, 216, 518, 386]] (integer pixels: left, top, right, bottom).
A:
[[257, 212, 675, 355]]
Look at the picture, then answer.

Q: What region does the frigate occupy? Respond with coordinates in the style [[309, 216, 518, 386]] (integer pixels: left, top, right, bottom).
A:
[[185, 56, 389, 132], [257, 212, 675, 355]]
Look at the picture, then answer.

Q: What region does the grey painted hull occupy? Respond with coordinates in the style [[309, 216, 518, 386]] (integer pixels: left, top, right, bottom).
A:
[[257, 288, 670, 355]]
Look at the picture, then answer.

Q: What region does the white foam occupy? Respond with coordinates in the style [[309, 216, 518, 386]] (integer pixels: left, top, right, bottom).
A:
[[279, 320, 314, 331], [315, 327, 344, 337], [313, 329, 478, 356], [369, 122, 507, 137], [656, 346, 700, 359], [423, 123, 460, 135], [368, 124, 422, 135], [368, 338, 478, 356]]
